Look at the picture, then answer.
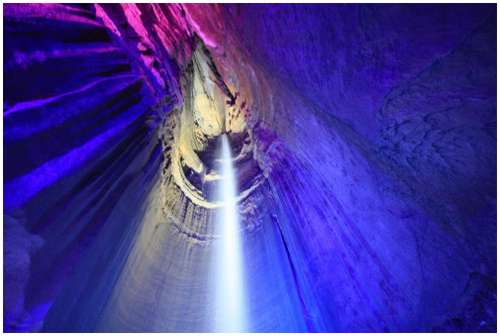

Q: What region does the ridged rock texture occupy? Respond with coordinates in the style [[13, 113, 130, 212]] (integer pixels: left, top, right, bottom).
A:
[[3, 3, 497, 332]]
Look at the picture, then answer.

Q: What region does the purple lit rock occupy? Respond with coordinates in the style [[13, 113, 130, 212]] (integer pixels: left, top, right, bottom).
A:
[[3, 3, 496, 333]]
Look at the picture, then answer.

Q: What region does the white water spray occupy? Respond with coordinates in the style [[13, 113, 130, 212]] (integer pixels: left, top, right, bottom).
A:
[[215, 134, 247, 332]]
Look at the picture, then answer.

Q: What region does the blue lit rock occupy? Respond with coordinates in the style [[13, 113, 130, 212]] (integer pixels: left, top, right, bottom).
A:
[[3, 4, 496, 332]]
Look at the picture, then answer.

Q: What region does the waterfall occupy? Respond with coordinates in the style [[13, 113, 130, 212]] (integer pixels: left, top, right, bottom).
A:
[[214, 134, 247, 332]]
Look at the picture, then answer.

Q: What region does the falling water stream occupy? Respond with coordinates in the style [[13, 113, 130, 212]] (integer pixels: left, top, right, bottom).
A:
[[215, 134, 247, 332]]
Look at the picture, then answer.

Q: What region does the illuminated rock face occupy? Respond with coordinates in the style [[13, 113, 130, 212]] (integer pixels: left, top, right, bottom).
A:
[[3, 3, 496, 332]]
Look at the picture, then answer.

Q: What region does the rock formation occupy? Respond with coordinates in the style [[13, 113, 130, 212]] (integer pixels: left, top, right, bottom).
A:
[[3, 3, 496, 332]]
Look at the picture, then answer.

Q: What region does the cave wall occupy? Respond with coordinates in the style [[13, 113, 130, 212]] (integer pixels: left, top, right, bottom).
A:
[[185, 5, 496, 330], [4, 4, 195, 331], [3, 3, 497, 332]]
